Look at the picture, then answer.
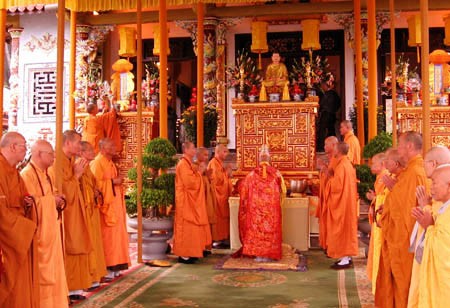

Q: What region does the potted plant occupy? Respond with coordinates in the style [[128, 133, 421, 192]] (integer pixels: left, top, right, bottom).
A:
[[126, 137, 177, 260]]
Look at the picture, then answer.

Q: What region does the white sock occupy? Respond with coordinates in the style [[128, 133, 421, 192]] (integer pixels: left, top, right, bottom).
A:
[[337, 256, 350, 265], [114, 271, 121, 277], [69, 290, 83, 296], [105, 270, 115, 279], [91, 282, 100, 287]]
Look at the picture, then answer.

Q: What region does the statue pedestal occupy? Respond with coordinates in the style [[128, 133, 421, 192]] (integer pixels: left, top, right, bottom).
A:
[[232, 99, 318, 180]]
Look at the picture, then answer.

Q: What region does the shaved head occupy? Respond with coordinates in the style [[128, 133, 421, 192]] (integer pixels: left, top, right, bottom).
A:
[[384, 148, 404, 174], [431, 166, 450, 202], [182, 141, 195, 154], [372, 152, 386, 163], [423, 146, 450, 177], [0, 131, 25, 148], [196, 147, 209, 163], [214, 143, 229, 161], [30, 139, 55, 170], [99, 138, 114, 150], [31, 139, 52, 155], [336, 142, 349, 156], [324, 136, 338, 155], [341, 120, 353, 130]]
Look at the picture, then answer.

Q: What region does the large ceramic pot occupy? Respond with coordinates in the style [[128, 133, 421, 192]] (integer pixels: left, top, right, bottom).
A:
[[128, 216, 174, 260]]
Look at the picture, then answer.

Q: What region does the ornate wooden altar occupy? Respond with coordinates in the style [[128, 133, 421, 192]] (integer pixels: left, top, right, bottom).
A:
[[76, 111, 154, 180], [397, 106, 450, 146], [232, 99, 318, 180]]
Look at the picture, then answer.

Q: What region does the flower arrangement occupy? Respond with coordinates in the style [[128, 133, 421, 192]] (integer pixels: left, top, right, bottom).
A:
[[181, 97, 218, 148], [73, 78, 113, 112], [290, 55, 333, 90], [142, 62, 160, 102], [381, 54, 419, 97], [226, 49, 262, 97]]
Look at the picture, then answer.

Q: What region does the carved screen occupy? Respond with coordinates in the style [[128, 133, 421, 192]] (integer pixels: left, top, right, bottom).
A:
[[23, 63, 69, 123]]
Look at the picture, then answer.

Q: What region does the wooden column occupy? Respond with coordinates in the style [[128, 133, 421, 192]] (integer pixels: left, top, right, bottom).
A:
[[55, 0, 66, 193], [69, 11, 77, 129], [136, 0, 143, 264], [0, 9, 5, 138], [159, 0, 168, 138], [196, 3, 205, 147], [368, 0, 378, 140], [354, 0, 365, 149], [389, 0, 397, 146], [7, 27, 23, 129], [420, 0, 430, 152]]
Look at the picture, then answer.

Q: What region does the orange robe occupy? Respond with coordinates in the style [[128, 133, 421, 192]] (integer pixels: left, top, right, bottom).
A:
[[0, 154, 39, 308], [325, 155, 359, 259], [316, 156, 337, 250], [202, 175, 218, 241], [79, 166, 107, 281], [366, 168, 389, 294], [90, 154, 130, 268], [174, 157, 212, 258], [343, 131, 361, 165], [236, 164, 283, 260], [82, 111, 122, 154], [49, 155, 92, 291], [375, 155, 428, 308], [207, 157, 232, 241], [21, 163, 69, 307]]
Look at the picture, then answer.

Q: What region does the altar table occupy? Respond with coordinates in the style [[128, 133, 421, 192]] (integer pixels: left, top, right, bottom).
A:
[[232, 99, 318, 181], [229, 196, 319, 252]]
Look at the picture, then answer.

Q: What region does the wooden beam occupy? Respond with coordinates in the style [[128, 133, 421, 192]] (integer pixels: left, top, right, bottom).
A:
[[81, 1, 450, 26]]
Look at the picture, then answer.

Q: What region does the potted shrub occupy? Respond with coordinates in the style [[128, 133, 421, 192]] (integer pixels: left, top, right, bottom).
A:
[[126, 137, 177, 260]]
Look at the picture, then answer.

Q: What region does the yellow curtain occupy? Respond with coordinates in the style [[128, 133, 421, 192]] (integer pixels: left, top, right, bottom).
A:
[[1, 0, 266, 11]]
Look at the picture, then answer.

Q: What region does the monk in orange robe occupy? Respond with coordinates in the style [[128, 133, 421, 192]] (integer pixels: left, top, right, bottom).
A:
[[49, 130, 93, 301], [325, 142, 359, 269], [82, 103, 122, 154], [90, 138, 130, 277], [196, 147, 217, 253], [375, 131, 429, 308], [208, 144, 232, 247], [407, 146, 450, 308], [0, 132, 39, 307], [79, 141, 107, 288], [339, 120, 361, 165], [316, 136, 338, 251], [21, 140, 69, 307], [234, 145, 284, 261], [174, 142, 212, 264], [365, 152, 389, 294]]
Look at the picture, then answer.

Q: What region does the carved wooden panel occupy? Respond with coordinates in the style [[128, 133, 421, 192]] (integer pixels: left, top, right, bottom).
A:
[[397, 106, 450, 147], [76, 111, 154, 180], [232, 99, 318, 180]]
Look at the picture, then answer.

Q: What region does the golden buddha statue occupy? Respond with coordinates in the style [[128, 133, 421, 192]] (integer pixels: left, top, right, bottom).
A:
[[264, 53, 288, 90]]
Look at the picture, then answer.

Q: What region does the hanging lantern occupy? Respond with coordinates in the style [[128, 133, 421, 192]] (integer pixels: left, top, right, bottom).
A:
[[407, 15, 422, 63], [407, 15, 421, 46], [444, 15, 450, 46], [153, 24, 171, 56], [251, 21, 269, 70], [301, 19, 321, 51], [118, 27, 136, 58]]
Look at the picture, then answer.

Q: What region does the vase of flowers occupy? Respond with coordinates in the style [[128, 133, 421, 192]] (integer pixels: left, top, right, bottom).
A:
[[226, 49, 262, 99], [181, 88, 218, 147], [291, 55, 332, 96]]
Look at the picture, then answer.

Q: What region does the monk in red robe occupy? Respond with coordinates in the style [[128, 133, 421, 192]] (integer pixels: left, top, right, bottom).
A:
[[208, 144, 232, 248], [376, 131, 429, 308], [0, 132, 39, 307], [174, 142, 211, 264], [316, 136, 338, 251], [49, 130, 92, 301], [82, 103, 122, 154], [339, 120, 361, 165], [21, 140, 69, 307], [234, 145, 284, 261], [325, 142, 359, 269], [79, 141, 107, 288], [90, 138, 130, 278]]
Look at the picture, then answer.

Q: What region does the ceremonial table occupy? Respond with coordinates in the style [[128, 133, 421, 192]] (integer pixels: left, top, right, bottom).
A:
[[229, 196, 319, 252], [397, 106, 450, 146], [75, 111, 154, 181], [232, 99, 319, 181]]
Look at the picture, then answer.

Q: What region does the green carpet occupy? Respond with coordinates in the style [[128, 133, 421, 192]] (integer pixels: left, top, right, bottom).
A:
[[76, 250, 372, 308]]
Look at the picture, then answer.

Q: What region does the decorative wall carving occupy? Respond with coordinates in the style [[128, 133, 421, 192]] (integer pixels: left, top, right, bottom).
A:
[[232, 99, 318, 180], [24, 32, 70, 54]]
